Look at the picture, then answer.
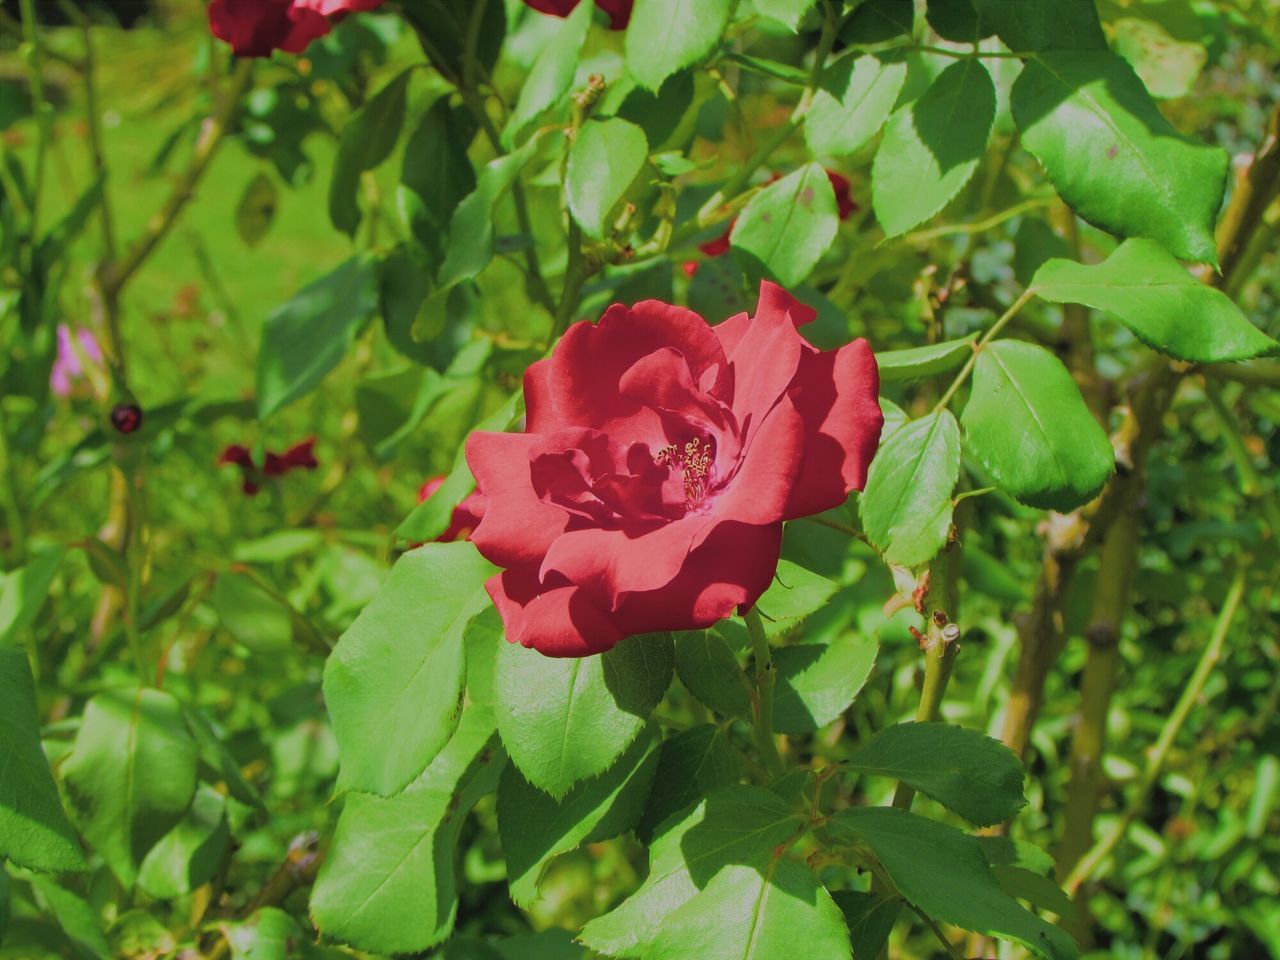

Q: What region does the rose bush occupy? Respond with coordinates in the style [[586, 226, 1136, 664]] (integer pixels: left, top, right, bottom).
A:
[[208, 0, 384, 57], [465, 281, 881, 656]]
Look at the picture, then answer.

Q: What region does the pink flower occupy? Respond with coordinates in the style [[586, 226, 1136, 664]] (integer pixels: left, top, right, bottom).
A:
[[208, 0, 384, 58], [465, 282, 881, 657], [50, 324, 103, 399]]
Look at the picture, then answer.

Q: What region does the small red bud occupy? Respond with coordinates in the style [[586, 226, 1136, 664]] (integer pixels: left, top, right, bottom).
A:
[[109, 403, 143, 435]]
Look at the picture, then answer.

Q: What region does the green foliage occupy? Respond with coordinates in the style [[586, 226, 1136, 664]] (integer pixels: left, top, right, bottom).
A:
[[731, 162, 839, 287], [805, 53, 907, 159], [566, 118, 650, 239], [626, 0, 731, 91]]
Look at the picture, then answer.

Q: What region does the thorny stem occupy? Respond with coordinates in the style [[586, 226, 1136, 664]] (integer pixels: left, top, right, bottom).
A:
[[932, 288, 1036, 412], [745, 606, 786, 780], [1064, 564, 1248, 897]]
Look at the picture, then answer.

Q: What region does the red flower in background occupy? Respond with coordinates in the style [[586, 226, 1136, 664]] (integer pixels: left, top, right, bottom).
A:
[[684, 169, 858, 277], [219, 438, 319, 496], [523, 0, 632, 31], [209, 0, 384, 57], [417, 476, 487, 542], [465, 282, 881, 657]]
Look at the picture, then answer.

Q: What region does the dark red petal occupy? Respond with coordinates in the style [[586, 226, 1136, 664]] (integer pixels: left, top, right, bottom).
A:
[[466, 431, 570, 567], [697, 225, 733, 258], [825, 169, 858, 220], [209, 0, 330, 56], [595, 0, 633, 29], [522, 0, 581, 18], [612, 521, 783, 634], [218, 444, 255, 468], [550, 301, 729, 435], [279, 437, 318, 471], [710, 392, 807, 525], [296, 0, 384, 14], [487, 569, 623, 657], [784, 338, 883, 518]]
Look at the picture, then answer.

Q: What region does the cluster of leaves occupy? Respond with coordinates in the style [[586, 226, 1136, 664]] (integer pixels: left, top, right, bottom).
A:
[[2, 0, 1279, 959]]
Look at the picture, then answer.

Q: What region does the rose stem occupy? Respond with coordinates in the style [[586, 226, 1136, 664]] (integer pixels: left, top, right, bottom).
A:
[[744, 607, 786, 780]]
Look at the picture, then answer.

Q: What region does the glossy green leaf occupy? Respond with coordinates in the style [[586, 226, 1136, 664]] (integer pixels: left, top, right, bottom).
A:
[[962, 339, 1114, 510], [505, 0, 593, 146], [137, 785, 231, 899], [0, 548, 64, 646], [757, 560, 840, 639], [877, 335, 977, 382], [256, 255, 380, 419], [754, 0, 817, 32], [859, 410, 961, 568], [873, 58, 996, 237], [183, 705, 264, 811], [220, 907, 304, 960], [494, 632, 673, 798], [0, 648, 85, 872], [832, 891, 901, 960], [731, 162, 839, 287], [500, 725, 661, 905], [841, 0, 914, 44], [29, 876, 111, 960], [329, 68, 412, 236], [580, 786, 806, 957], [806, 52, 908, 158], [625, 0, 731, 91], [400, 99, 477, 263], [1011, 52, 1229, 265], [566, 117, 649, 239], [828, 807, 1078, 960], [926, 0, 994, 41], [846, 722, 1027, 826], [62, 687, 197, 886], [325, 542, 497, 796], [646, 860, 850, 960], [773, 632, 878, 733], [970, 0, 1105, 51], [1032, 239, 1278, 362], [636, 725, 745, 842], [309, 707, 504, 954], [674, 628, 752, 718]]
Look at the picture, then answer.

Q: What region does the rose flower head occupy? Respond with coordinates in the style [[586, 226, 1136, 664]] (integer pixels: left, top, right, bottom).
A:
[[209, 0, 384, 58], [465, 281, 881, 657]]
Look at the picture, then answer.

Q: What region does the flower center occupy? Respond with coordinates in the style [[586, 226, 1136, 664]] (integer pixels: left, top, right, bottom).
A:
[[654, 436, 713, 507]]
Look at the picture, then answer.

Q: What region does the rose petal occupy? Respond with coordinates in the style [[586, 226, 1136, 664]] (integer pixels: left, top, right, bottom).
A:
[[467, 432, 570, 567], [487, 569, 623, 657], [523, 358, 561, 434], [209, 0, 331, 56]]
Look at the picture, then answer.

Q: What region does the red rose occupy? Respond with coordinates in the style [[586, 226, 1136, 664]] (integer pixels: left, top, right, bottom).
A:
[[219, 437, 319, 496], [465, 282, 881, 657], [209, 0, 384, 57], [417, 476, 487, 542], [523, 0, 632, 31]]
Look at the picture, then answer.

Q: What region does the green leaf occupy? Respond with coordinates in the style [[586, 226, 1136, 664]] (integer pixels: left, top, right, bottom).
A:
[[256, 255, 380, 419], [636, 725, 745, 842], [845, 722, 1027, 826], [873, 58, 996, 237], [754, 0, 817, 32], [504, 0, 593, 146], [209, 572, 293, 654], [137, 785, 231, 899], [309, 706, 504, 954], [566, 118, 650, 239], [0, 547, 64, 646], [774, 632, 878, 734], [1011, 52, 1229, 265], [877, 334, 977, 382], [970, 0, 1105, 51], [1031, 239, 1279, 362], [579, 786, 806, 957], [329, 68, 412, 236], [827, 807, 1078, 960], [675, 629, 753, 718], [962, 339, 1114, 511], [182, 705, 264, 812], [841, 0, 914, 44], [646, 860, 851, 960], [29, 876, 111, 960], [757, 560, 840, 639], [235, 172, 278, 247], [400, 99, 477, 263], [625, 0, 731, 91], [62, 687, 197, 886], [859, 410, 961, 568], [0, 648, 85, 872], [0, 870, 8, 945], [731, 162, 839, 287], [494, 632, 673, 798], [499, 725, 661, 906], [926, 0, 994, 42], [325, 543, 496, 797], [219, 907, 304, 960], [805, 52, 908, 159], [832, 891, 901, 960]]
